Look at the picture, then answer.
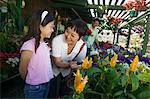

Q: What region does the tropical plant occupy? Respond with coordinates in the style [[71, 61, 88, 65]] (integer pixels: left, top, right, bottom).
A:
[[64, 47, 150, 99], [0, 1, 26, 52], [1, 1, 25, 34]]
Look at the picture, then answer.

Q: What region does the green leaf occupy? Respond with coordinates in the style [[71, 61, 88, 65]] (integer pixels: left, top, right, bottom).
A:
[[109, 68, 117, 77], [85, 90, 103, 96], [113, 90, 123, 97], [80, 93, 84, 99], [121, 75, 128, 87], [98, 60, 102, 67], [138, 90, 150, 98], [130, 73, 139, 91], [111, 77, 120, 90], [137, 73, 150, 82], [127, 93, 136, 99], [86, 67, 102, 76]]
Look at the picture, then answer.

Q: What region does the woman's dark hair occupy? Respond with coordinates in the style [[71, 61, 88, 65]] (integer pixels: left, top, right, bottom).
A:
[[66, 19, 88, 38], [23, 9, 54, 53]]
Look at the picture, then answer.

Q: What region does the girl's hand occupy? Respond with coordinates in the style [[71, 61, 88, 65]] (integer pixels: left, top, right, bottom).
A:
[[19, 50, 33, 80]]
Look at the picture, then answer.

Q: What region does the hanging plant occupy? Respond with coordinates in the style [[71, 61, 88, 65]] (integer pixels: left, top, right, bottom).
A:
[[122, 0, 147, 12]]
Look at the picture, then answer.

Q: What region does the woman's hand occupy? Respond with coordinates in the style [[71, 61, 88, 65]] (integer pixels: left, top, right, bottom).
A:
[[69, 61, 79, 69]]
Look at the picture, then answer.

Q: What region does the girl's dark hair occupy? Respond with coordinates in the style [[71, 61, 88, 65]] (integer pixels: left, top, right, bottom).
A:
[[23, 9, 54, 53], [66, 19, 88, 38]]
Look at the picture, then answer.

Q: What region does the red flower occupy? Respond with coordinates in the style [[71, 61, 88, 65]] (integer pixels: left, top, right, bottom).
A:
[[103, 42, 112, 49], [0, 52, 20, 61], [123, 0, 146, 11], [107, 16, 123, 25], [86, 29, 92, 35]]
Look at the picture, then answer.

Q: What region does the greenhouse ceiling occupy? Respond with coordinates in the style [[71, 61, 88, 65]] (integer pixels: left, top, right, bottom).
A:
[[50, 0, 150, 21], [87, 0, 150, 20]]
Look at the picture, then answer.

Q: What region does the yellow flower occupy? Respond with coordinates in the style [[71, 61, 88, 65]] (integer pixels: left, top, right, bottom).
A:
[[82, 56, 89, 69], [74, 69, 82, 88], [87, 57, 92, 68], [139, 64, 143, 72], [75, 75, 88, 94], [83, 75, 88, 84], [75, 82, 85, 94], [82, 56, 93, 69], [102, 56, 109, 66], [74, 69, 88, 94], [110, 54, 118, 67], [130, 55, 139, 72]]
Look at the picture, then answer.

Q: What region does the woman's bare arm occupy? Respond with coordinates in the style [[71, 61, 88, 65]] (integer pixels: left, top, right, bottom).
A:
[[52, 56, 70, 68]]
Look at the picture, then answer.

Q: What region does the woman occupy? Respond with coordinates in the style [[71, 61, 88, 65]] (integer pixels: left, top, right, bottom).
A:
[[49, 19, 88, 98]]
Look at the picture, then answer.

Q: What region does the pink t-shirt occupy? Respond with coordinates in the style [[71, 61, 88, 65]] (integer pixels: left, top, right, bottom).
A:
[[20, 38, 53, 85]]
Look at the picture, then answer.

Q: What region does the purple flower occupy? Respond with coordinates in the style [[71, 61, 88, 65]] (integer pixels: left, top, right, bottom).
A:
[[138, 53, 143, 57], [126, 58, 133, 64], [132, 25, 144, 33], [118, 55, 126, 62], [140, 57, 150, 64]]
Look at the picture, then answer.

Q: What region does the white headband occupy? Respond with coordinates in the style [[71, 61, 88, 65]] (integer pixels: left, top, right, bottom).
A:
[[41, 11, 48, 23]]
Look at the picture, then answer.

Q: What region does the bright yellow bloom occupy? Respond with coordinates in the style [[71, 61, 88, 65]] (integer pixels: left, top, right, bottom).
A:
[[102, 56, 109, 66], [130, 55, 139, 72], [87, 57, 92, 68], [82, 56, 89, 69], [74, 69, 88, 94], [139, 64, 143, 72], [83, 75, 88, 83], [75, 82, 85, 94], [74, 69, 82, 88], [110, 54, 118, 67], [82, 56, 93, 69]]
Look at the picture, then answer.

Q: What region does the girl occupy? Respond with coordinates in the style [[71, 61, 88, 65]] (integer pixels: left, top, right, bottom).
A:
[[19, 10, 55, 98]]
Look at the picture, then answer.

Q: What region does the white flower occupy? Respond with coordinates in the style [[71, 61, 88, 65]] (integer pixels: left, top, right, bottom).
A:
[[97, 30, 114, 44], [90, 50, 99, 55], [117, 35, 127, 48], [107, 49, 115, 54], [128, 33, 144, 51], [124, 55, 129, 58], [144, 53, 150, 57], [127, 47, 136, 53], [12, 64, 15, 67], [5, 57, 20, 68]]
